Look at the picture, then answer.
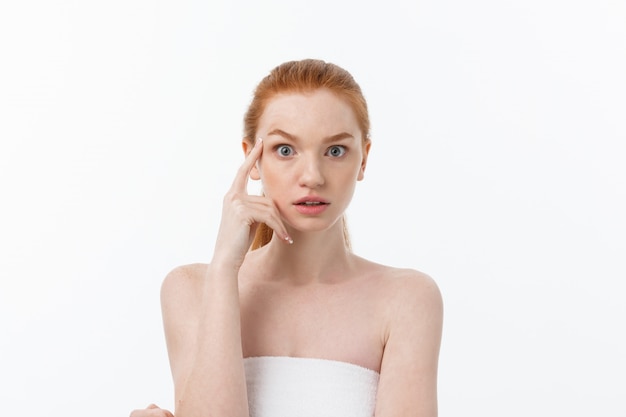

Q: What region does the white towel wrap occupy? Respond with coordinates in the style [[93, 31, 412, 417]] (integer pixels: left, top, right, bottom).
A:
[[244, 356, 379, 417]]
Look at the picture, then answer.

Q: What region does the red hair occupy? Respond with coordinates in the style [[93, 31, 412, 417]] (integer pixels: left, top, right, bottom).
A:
[[243, 59, 371, 250]]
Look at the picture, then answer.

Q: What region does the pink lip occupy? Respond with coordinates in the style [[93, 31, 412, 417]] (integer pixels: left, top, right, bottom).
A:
[[294, 196, 329, 205], [293, 196, 330, 215]]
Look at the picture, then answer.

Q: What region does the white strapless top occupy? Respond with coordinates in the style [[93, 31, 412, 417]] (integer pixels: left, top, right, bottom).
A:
[[244, 356, 379, 417]]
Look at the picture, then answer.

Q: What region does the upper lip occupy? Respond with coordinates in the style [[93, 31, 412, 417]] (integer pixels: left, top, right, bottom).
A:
[[294, 196, 329, 205]]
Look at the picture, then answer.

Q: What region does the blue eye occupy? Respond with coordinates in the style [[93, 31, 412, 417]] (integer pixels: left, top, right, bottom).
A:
[[327, 145, 346, 157], [276, 145, 294, 157]]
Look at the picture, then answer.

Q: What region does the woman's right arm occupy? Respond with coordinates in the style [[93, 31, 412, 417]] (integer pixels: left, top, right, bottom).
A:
[[161, 138, 291, 417], [161, 261, 247, 417]]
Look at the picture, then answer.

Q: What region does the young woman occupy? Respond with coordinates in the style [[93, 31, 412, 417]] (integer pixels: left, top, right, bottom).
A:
[[131, 59, 443, 417]]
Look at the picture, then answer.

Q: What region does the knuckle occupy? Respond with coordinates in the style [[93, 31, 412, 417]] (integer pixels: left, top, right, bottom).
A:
[[233, 203, 246, 216], [224, 190, 241, 204]]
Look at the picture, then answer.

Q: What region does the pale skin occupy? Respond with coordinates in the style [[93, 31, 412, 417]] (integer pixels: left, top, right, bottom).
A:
[[130, 89, 443, 417]]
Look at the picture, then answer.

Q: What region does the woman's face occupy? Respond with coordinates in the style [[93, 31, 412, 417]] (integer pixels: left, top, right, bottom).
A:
[[246, 88, 370, 234]]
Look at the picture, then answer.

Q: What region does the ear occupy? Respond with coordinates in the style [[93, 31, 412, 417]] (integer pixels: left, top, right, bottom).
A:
[[357, 139, 371, 181], [242, 139, 262, 180]]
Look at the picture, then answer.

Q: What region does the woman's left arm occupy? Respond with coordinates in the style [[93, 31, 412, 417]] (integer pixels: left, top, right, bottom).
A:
[[374, 271, 444, 417]]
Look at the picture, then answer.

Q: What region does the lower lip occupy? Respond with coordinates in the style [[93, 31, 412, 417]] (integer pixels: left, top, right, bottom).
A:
[[294, 203, 329, 215]]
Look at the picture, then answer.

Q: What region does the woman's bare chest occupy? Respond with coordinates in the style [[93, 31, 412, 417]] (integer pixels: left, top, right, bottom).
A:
[[239, 282, 385, 372]]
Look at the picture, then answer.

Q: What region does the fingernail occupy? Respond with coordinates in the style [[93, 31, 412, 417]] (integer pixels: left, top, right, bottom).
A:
[[256, 137, 263, 145]]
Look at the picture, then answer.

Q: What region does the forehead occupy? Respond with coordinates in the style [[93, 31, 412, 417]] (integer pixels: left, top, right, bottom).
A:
[[259, 89, 360, 136]]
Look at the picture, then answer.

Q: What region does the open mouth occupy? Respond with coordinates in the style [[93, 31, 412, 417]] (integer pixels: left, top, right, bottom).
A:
[[296, 202, 327, 206]]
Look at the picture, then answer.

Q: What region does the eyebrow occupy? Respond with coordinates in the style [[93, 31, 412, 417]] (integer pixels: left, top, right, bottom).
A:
[[267, 129, 355, 143]]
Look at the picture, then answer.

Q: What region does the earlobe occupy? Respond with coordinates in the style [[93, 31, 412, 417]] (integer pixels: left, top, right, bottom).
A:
[[250, 164, 261, 180], [357, 164, 366, 181], [357, 140, 372, 181], [242, 139, 262, 180]]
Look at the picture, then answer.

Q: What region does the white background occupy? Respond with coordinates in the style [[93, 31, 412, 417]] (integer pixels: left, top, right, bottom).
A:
[[1, 0, 624, 416]]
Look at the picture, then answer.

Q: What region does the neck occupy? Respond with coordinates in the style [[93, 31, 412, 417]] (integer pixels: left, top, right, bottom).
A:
[[254, 221, 354, 285]]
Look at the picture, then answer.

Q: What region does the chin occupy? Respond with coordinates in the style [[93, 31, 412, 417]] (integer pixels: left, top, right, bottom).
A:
[[284, 216, 343, 234]]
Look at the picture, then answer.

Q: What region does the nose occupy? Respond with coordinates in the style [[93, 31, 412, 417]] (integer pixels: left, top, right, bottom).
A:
[[298, 155, 325, 188]]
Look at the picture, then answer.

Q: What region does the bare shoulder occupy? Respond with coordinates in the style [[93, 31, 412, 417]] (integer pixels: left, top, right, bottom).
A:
[[357, 257, 443, 350], [360, 260, 443, 416], [161, 263, 207, 301], [382, 266, 443, 338], [159, 264, 210, 392], [359, 257, 443, 315], [160, 263, 209, 325], [385, 266, 442, 311]]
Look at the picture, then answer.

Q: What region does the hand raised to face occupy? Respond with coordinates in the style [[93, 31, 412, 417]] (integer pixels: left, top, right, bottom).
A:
[[211, 138, 292, 269]]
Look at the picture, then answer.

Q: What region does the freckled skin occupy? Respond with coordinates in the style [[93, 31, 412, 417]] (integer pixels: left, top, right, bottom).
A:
[[134, 88, 443, 417], [249, 89, 368, 236]]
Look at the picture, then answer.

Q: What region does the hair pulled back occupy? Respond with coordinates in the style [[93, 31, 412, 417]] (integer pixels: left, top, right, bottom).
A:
[[243, 59, 371, 250]]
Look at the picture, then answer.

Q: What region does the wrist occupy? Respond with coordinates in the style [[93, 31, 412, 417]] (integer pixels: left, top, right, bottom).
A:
[[206, 259, 241, 279]]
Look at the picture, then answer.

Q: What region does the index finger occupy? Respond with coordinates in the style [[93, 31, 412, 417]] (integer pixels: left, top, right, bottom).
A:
[[232, 137, 263, 191]]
